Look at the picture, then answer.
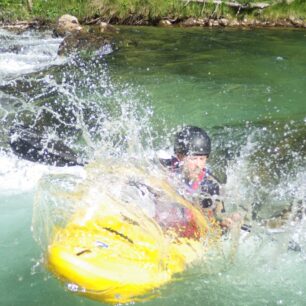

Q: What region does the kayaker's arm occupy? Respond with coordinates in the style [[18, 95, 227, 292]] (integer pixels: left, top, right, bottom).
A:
[[9, 124, 85, 166]]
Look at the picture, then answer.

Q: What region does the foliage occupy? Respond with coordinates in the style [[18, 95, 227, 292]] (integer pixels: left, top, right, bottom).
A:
[[0, 0, 305, 23], [0, 0, 30, 21], [89, 0, 240, 21], [262, 0, 306, 20], [31, 0, 92, 21]]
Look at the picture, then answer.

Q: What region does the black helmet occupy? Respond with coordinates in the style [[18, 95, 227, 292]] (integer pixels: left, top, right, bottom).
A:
[[174, 126, 211, 156]]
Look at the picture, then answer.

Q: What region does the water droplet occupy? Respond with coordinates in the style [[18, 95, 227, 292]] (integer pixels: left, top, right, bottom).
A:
[[67, 283, 79, 292], [96, 240, 108, 248]]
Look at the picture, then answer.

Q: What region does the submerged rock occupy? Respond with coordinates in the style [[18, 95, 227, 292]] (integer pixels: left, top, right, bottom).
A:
[[208, 19, 220, 27], [158, 19, 172, 27], [54, 14, 82, 37], [182, 18, 206, 27], [288, 17, 306, 28], [100, 22, 119, 33], [57, 31, 115, 56], [218, 18, 229, 27], [53, 16, 120, 56], [228, 19, 241, 27], [0, 21, 41, 34], [176, 15, 306, 28]]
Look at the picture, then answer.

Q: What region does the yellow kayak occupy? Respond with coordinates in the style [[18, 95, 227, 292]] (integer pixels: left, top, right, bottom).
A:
[[43, 163, 221, 304]]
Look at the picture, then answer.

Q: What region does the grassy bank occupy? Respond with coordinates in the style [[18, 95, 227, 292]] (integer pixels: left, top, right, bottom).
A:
[[0, 0, 305, 24]]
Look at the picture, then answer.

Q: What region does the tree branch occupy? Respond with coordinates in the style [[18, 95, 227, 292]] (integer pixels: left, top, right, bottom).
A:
[[182, 0, 270, 10]]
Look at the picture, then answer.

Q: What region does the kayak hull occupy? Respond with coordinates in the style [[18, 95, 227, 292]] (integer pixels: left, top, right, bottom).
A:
[[47, 213, 196, 304]]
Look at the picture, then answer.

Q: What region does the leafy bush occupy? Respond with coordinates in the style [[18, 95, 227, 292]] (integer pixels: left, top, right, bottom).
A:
[[0, 0, 305, 23], [0, 0, 30, 21]]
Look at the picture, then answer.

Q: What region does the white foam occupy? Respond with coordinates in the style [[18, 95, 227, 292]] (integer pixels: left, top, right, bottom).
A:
[[0, 30, 65, 82], [0, 152, 86, 194], [0, 56, 35, 73]]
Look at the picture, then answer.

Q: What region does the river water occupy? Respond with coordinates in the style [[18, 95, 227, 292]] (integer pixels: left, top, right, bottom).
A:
[[0, 26, 305, 306]]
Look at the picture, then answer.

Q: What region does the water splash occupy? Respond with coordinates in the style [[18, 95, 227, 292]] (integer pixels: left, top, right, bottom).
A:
[[1, 27, 305, 306], [0, 28, 64, 84], [0, 28, 157, 194], [219, 122, 306, 261], [32, 160, 221, 303]]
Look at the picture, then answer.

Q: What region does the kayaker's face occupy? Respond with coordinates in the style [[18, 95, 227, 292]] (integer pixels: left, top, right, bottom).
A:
[[182, 155, 207, 180]]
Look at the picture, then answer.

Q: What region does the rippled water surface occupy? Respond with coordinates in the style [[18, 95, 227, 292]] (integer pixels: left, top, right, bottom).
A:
[[0, 26, 305, 306]]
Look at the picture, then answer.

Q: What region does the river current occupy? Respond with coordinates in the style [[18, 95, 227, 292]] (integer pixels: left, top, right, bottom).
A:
[[0, 26, 305, 306]]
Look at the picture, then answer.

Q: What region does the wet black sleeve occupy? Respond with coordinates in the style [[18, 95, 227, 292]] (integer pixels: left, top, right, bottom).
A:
[[159, 158, 173, 168], [199, 175, 224, 211], [200, 178, 220, 196]]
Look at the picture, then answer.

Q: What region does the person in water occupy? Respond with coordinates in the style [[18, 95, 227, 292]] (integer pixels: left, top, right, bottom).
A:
[[160, 125, 241, 230]]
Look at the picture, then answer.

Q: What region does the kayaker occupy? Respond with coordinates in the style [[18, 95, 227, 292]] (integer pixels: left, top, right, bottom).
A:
[[159, 125, 241, 230]]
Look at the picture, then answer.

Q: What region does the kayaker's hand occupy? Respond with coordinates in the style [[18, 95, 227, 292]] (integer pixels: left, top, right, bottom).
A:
[[220, 212, 242, 229]]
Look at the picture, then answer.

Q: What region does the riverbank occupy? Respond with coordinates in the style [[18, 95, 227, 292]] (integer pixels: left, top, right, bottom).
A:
[[0, 0, 305, 29]]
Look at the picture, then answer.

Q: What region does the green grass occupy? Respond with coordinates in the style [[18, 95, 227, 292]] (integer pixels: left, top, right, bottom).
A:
[[0, 0, 30, 21], [0, 0, 305, 24], [31, 0, 93, 22], [262, 0, 306, 20], [89, 0, 203, 22]]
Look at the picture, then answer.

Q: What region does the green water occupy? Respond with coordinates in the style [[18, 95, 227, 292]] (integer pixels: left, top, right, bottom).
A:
[[112, 27, 306, 128], [0, 27, 305, 306]]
